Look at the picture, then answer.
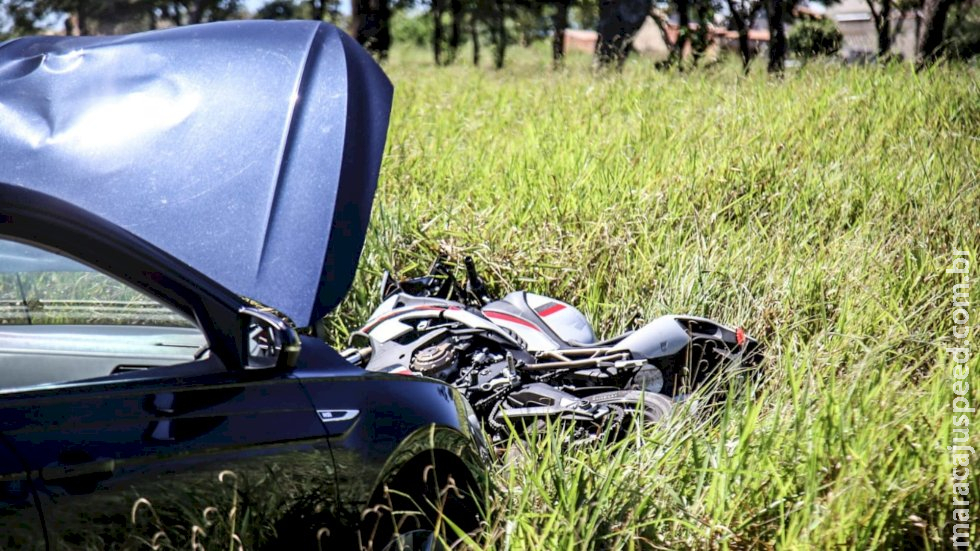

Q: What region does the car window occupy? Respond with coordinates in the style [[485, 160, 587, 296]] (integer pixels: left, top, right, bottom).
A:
[[0, 238, 207, 392], [0, 238, 192, 327]]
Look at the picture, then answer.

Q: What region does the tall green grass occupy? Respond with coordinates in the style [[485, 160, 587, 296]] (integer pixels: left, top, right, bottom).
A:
[[326, 54, 979, 549]]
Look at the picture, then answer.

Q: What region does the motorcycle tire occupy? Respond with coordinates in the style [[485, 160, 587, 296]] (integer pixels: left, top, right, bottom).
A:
[[585, 390, 673, 432]]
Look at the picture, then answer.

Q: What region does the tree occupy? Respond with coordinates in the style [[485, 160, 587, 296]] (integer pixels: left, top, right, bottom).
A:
[[725, 0, 763, 72], [156, 1, 241, 26], [944, 0, 980, 58], [788, 17, 842, 59], [430, 0, 464, 65], [766, 0, 787, 73], [308, 0, 341, 20], [470, 2, 481, 64], [689, 0, 716, 65], [918, 0, 957, 62], [595, 0, 651, 67], [449, 0, 463, 60], [491, 0, 507, 67], [866, 0, 893, 55], [0, 0, 102, 35], [673, 0, 690, 65], [861, 0, 923, 58], [432, 0, 445, 62], [256, 0, 298, 18], [0, 0, 218, 36], [551, 0, 570, 65], [0, 0, 40, 37], [350, 0, 392, 59]]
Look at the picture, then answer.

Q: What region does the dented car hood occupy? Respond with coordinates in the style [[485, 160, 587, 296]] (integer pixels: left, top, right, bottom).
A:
[[0, 20, 392, 327]]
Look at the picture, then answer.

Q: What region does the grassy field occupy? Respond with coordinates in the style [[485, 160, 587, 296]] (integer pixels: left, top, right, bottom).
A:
[[325, 50, 979, 550]]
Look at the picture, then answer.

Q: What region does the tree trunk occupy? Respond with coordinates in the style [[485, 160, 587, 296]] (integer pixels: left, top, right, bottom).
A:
[[312, 0, 326, 21], [738, 26, 751, 71], [917, 0, 955, 64], [675, 0, 690, 66], [75, 0, 89, 35], [767, 0, 786, 74], [449, 0, 463, 63], [878, 0, 892, 55], [727, 0, 754, 74], [594, 0, 618, 65], [552, 0, 570, 66], [433, 0, 444, 65], [595, 0, 651, 67], [493, 0, 506, 69], [162, 3, 181, 26], [692, 1, 711, 65], [867, 0, 893, 56], [471, 9, 481, 65], [353, 0, 392, 60], [189, 2, 204, 25]]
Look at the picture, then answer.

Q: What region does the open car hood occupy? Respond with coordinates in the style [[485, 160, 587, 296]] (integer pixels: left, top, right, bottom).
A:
[[0, 21, 392, 327]]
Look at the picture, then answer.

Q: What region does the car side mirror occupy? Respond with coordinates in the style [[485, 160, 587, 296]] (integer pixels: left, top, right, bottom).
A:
[[239, 308, 301, 370]]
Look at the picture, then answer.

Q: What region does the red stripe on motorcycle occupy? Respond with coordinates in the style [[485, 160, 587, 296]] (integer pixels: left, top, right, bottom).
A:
[[537, 303, 566, 317], [484, 310, 542, 331]]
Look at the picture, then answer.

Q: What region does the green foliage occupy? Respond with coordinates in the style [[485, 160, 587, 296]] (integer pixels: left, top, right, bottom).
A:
[[946, 1, 980, 59], [511, 2, 550, 45], [255, 0, 301, 19], [0, 0, 243, 36], [571, 0, 599, 29], [391, 10, 432, 47], [788, 18, 843, 59], [326, 54, 979, 549]]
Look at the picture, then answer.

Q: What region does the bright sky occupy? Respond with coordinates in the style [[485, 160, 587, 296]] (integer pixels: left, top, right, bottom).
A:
[[0, 0, 355, 33], [242, 0, 353, 16]]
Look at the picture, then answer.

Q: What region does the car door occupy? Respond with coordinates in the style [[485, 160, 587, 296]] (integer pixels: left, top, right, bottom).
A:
[[0, 366, 340, 551], [0, 237, 340, 550], [0, 435, 44, 551]]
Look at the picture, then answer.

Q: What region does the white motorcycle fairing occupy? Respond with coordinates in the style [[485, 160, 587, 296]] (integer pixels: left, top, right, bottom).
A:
[[482, 292, 597, 352]]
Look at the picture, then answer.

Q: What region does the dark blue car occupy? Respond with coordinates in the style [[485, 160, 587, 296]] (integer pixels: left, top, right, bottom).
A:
[[0, 20, 488, 550]]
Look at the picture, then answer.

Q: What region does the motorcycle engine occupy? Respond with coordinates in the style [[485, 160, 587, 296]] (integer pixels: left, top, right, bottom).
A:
[[411, 342, 458, 379]]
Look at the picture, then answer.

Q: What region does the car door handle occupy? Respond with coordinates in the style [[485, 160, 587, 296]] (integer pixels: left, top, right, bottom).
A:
[[41, 458, 115, 483]]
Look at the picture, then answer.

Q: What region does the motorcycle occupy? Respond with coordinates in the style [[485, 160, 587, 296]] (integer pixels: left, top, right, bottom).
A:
[[342, 256, 762, 445]]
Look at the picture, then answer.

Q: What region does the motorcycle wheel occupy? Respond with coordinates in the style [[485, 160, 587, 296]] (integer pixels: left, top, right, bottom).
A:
[[585, 390, 672, 435]]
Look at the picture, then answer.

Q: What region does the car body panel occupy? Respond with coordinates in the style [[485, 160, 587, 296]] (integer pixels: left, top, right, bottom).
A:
[[291, 338, 490, 518], [0, 435, 43, 550], [0, 20, 392, 327], [0, 358, 340, 549]]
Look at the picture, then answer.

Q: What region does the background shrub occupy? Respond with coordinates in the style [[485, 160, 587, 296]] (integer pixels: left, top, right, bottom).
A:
[[789, 18, 844, 59]]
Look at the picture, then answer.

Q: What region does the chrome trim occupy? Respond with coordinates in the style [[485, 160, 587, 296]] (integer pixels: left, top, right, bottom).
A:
[[317, 409, 359, 423]]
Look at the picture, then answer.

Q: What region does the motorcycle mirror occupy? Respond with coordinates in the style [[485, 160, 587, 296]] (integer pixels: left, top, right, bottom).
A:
[[427, 254, 449, 277], [379, 270, 396, 300], [464, 256, 493, 306]]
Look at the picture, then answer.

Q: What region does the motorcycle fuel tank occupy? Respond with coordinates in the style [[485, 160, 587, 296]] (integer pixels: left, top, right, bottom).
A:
[[482, 291, 597, 351]]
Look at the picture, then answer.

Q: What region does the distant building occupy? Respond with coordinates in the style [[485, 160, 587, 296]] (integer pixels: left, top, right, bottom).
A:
[[566, 0, 919, 62], [825, 0, 920, 60], [564, 17, 754, 62], [564, 29, 599, 54]]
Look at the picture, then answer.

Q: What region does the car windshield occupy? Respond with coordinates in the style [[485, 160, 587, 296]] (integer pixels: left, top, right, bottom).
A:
[[0, 239, 192, 327]]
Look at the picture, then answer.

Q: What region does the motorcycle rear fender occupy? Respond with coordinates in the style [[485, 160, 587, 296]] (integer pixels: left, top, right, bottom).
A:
[[614, 315, 746, 360]]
